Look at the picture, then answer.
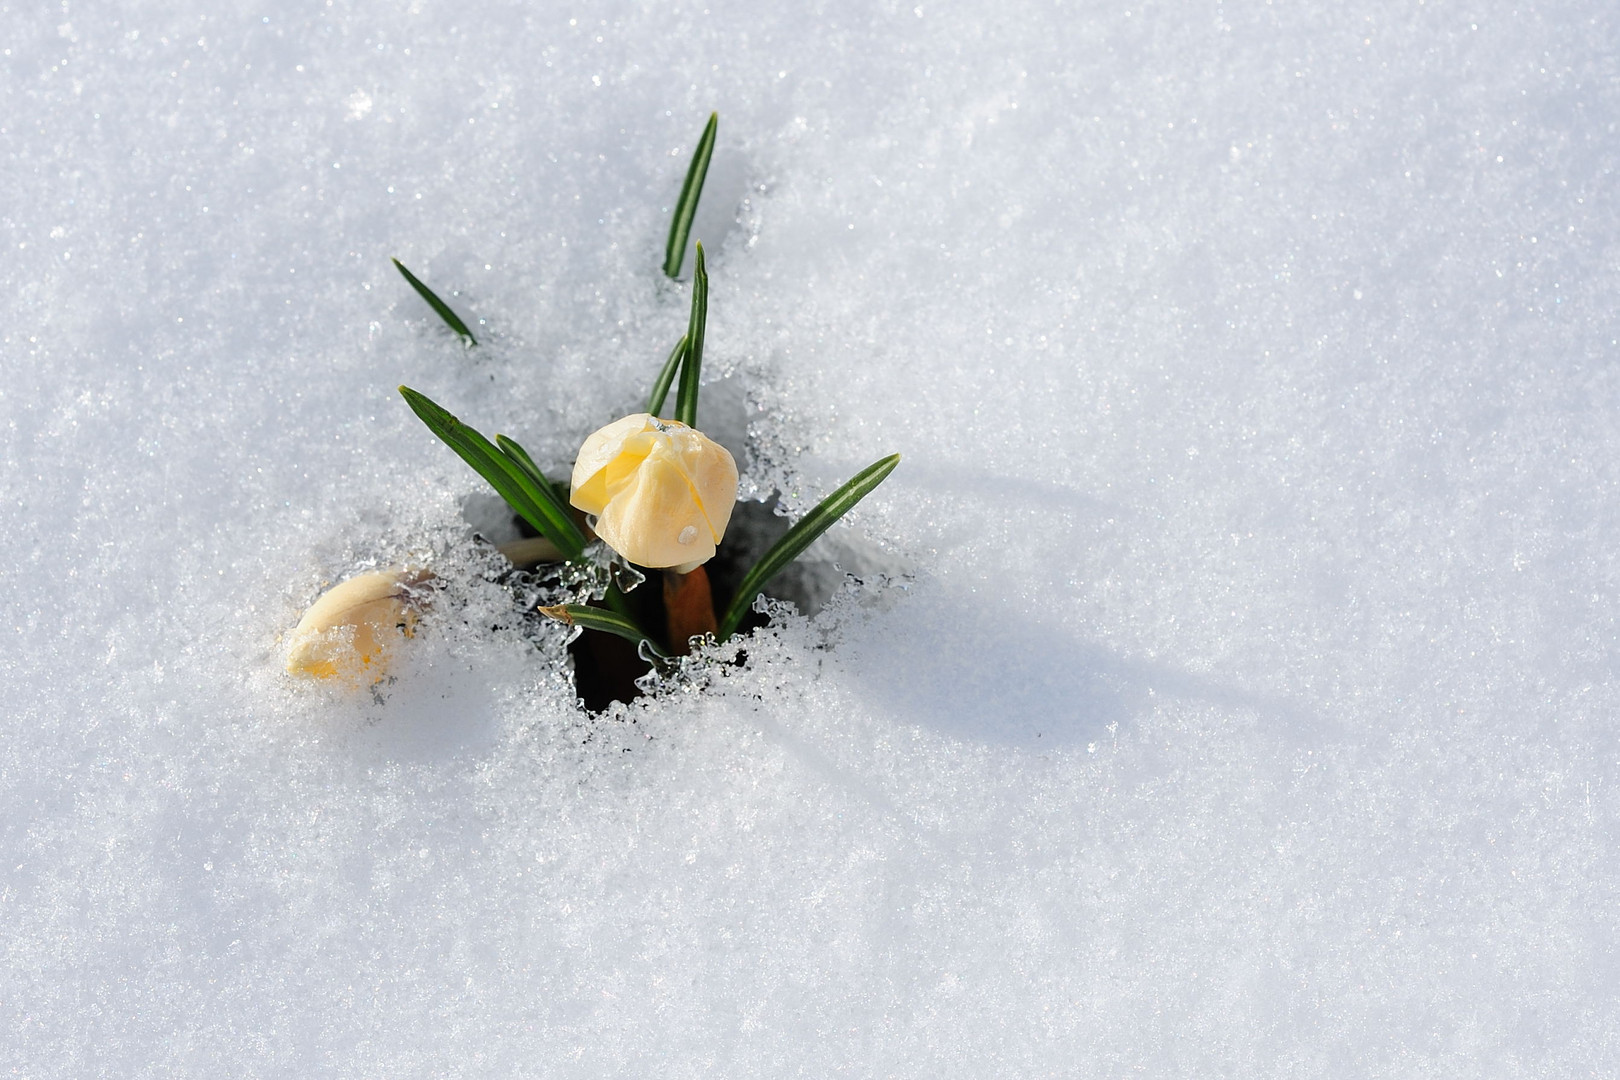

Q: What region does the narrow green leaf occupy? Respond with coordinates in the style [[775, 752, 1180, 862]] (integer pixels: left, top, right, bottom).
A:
[[539, 603, 667, 656], [600, 583, 643, 630], [647, 335, 687, 418], [392, 258, 478, 345], [494, 434, 579, 534], [662, 112, 718, 279], [399, 386, 585, 559], [492, 433, 548, 489], [718, 454, 901, 641], [675, 243, 707, 428]]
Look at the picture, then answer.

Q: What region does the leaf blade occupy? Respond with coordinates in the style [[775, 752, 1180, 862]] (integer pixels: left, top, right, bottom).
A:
[[539, 603, 667, 656], [717, 454, 901, 641], [662, 112, 718, 279], [494, 434, 580, 534], [675, 243, 707, 428], [402, 400, 654, 640], [647, 335, 687, 418], [392, 258, 478, 345], [399, 386, 585, 559]]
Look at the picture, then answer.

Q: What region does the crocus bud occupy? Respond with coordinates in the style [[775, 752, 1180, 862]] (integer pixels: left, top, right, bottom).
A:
[[570, 413, 738, 572], [285, 569, 425, 683]]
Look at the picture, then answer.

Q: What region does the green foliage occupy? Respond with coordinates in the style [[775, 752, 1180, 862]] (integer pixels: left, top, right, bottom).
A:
[[647, 335, 687, 418], [392, 258, 478, 345], [717, 454, 902, 641], [494, 433, 579, 526], [389, 112, 903, 669], [662, 112, 717, 279], [675, 243, 708, 428], [398, 387, 586, 559], [540, 604, 667, 657]]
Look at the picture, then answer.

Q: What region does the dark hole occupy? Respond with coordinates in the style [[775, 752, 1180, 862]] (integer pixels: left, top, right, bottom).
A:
[[563, 499, 791, 711], [491, 495, 899, 713]]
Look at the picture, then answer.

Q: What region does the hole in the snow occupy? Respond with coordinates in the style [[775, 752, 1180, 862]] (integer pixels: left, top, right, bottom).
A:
[[467, 492, 907, 712], [569, 496, 906, 711], [462, 374, 908, 711]]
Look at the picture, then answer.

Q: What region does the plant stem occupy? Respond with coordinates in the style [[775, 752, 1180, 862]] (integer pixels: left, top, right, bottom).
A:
[[663, 566, 717, 654]]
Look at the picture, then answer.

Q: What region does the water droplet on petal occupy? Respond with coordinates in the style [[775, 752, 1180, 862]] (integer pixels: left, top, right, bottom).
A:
[[677, 525, 698, 545]]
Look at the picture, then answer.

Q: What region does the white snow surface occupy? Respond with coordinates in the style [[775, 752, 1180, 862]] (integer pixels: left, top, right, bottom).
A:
[[5, 0, 1620, 1074]]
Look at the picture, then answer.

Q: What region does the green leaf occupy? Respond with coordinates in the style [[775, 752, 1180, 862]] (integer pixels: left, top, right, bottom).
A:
[[392, 258, 478, 345], [717, 454, 901, 641], [404, 392, 657, 645], [647, 335, 687, 418], [399, 386, 586, 559], [494, 433, 581, 534], [539, 603, 667, 657], [662, 112, 718, 279], [675, 243, 707, 428]]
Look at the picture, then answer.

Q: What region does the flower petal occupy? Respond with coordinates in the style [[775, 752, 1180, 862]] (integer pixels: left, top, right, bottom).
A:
[[570, 413, 653, 514], [594, 443, 717, 568], [286, 570, 421, 683], [567, 413, 738, 569]]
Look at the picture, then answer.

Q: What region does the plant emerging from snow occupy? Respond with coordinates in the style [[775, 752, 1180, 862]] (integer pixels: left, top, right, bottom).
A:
[[288, 114, 898, 691]]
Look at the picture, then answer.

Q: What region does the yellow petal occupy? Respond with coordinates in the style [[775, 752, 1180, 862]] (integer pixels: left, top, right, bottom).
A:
[[285, 570, 422, 684], [594, 444, 716, 568], [570, 413, 653, 515], [672, 427, 739, 542], [567, 414, 738, 569]]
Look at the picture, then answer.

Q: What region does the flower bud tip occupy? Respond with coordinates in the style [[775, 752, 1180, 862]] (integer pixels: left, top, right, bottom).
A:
[[285, 568, 425, 685]]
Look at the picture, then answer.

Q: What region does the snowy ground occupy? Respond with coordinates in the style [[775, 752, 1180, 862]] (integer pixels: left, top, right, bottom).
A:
[[5, 0, 1620, 1074]]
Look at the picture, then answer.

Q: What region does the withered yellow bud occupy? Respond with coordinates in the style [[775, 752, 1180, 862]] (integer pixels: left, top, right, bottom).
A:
[[570, 413, 738, 572], [285, 569, 425, 684]]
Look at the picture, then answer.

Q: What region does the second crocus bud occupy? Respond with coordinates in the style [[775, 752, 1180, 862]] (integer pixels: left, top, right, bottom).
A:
[[285, 568, 427, 684], [570, 413, 738, 572]]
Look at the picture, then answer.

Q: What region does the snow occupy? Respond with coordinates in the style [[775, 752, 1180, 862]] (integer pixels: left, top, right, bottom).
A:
[[5, 0, 1620, 1073]]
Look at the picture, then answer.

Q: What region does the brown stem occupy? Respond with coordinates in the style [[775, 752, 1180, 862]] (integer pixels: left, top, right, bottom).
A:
[[663, 565, 718, 655]]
